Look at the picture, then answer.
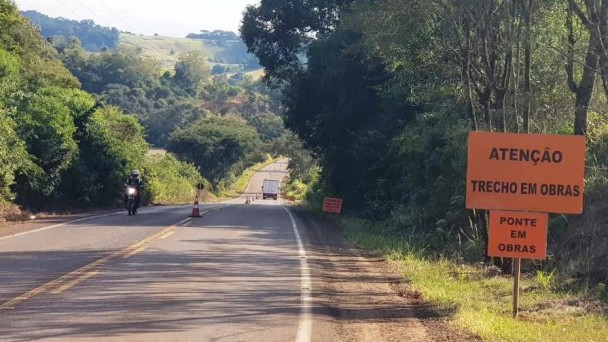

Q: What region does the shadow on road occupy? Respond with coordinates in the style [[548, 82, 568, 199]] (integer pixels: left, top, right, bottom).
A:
[[0, 204, 437, 341]]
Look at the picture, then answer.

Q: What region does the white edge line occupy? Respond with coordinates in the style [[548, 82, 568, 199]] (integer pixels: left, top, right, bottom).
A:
[[0, 204, 225, 242], [0, 211, 122, 241], [176, 217, 193, 226], [283, 206, 312, 342]]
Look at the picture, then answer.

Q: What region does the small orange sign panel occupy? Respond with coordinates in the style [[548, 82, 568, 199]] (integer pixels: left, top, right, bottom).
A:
[[466, 132, 586, 214], [323, 197, 343, 214], [488, 211, 548, 259]]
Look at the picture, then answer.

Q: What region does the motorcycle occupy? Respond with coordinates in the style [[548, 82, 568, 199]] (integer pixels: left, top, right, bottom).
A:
[[125, 186, 138, 216]]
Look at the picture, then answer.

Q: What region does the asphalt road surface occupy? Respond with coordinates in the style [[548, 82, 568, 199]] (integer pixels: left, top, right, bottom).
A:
[[0, 160, 459, 342]]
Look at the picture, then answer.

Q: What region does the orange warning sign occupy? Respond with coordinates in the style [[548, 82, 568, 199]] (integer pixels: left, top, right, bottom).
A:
[[323, 197, 343, 214], [466, 131, 586, 214], [488, 211, 548, 259]]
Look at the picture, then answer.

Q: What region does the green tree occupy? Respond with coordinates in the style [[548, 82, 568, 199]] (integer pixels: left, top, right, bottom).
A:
[[167, 115, 262, 187], [246, 112, 285, 142], [143, 101, 209, 147], [13, 87, 95, 204], [0, 108, 27, 204], [0, 48, 20, 106], [57, 106, 149, 206], [271, 131, 318, 183], [144, 153, 205, 204], [240, 0, 354, 82], [0, 0, 79, 90], [173, 51, 211, 96]]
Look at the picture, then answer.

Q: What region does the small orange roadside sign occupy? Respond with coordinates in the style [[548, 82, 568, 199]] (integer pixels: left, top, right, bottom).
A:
[[488, 211, 548, 259], [323, 197, 343, 214], [466, 131, 586, 214]]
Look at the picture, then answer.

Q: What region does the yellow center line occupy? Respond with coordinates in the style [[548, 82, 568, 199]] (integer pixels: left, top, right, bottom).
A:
[[0, 217, 192, 310], [122, 245, 148, 259], [158, 230, 175, 239], [51, 271, 99, 294]]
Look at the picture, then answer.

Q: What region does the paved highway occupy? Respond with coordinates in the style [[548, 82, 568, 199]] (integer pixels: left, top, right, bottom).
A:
[[0, 160, 441, 342]]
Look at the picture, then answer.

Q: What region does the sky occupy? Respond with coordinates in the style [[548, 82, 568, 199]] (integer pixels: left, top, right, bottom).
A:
[[13, 0, 258, 37]]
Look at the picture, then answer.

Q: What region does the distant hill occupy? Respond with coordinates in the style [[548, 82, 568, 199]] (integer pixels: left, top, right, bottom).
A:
[[120, 31, 260, 72], [21, 10, 120, 51], [119, 33, 213, 70], [22, 10, 261, 73]]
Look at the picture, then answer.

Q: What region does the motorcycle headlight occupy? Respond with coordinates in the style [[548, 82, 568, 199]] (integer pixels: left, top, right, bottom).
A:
[[127, 188, 136, 195]]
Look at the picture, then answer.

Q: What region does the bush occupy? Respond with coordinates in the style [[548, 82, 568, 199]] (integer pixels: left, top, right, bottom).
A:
[[144, 154, 207, 204], [55, 106, 148, 208]]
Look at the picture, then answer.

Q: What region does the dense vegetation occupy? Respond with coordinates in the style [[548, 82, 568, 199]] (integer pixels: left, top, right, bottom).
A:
[[168, 115, 264, 188], [0, 0, 286, 210], [49, 34, 282, 145], [0, 1, 210, 210], [241, 0, 608, 286], [0, 1, 294, 212], [21, 10, 120, 51], [49, 36, 291, 191], [23, 11, 260, 72]]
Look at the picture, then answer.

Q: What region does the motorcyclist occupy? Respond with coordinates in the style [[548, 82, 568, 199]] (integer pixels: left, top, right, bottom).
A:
[[124, 170, 145, 213]]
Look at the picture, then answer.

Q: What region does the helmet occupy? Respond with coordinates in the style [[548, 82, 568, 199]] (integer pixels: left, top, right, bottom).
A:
[[131, 170, 140, 178]]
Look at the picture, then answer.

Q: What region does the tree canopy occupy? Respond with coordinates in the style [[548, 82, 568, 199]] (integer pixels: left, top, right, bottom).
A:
[[0, 0, 215, 209], [167, 115, 263, 187], [21, 10, 120, 51], [241, 0, 608, 279]]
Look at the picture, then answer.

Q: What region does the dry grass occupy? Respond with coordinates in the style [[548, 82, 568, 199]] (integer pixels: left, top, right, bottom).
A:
[[245, 68, 265, 81], [219, 156, 275, 198], [0, 203, 24, 223], [146, 148, 167, 156]]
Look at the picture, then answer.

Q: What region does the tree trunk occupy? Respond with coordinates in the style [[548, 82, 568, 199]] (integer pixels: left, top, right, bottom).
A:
[[523, 0, 532, 133], [595, 1, 608, 100], [566, 1, 599, 136], [574, 39, 599, 135]]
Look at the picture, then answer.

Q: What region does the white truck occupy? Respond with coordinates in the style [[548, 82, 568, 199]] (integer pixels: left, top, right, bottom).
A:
[[262, 179, 280, 200]]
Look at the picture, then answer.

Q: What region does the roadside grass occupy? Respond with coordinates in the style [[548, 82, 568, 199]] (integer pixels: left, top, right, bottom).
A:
[[245, 68, 265, 81], [342, 217, 608, 342], [218, 156, 275, 198], [284, 179, 310, 201], [0, 203, 27, 223]]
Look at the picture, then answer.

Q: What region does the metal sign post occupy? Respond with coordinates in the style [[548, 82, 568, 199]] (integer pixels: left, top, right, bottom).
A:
[[513, 257, 521, 318]]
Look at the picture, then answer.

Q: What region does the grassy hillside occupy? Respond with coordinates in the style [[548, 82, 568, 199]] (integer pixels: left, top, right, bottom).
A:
[[22, 11, 261, 74], [245, 69, 265, 81], [120, 33, 215, 69], [120, 33, 262, 74]]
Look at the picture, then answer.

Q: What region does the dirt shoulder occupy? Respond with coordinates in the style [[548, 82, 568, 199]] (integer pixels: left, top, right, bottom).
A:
[[295, 209, 475, 342]]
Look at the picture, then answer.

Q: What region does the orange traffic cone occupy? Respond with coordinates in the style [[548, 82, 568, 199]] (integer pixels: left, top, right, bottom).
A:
[[190, 196, 202, 218]]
